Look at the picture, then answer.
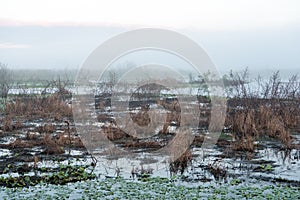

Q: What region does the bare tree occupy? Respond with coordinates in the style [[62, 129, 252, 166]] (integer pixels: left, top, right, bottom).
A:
[[0, 63, 13, 99], [42, 76, 73, 101]]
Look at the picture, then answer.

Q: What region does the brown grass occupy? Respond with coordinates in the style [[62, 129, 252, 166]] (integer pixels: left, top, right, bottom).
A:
[[226, 100, 295, 151], [224, 70, 300, 151], [4, 94, 72, 120], [42, 134, 64, 154], [169, 149, 192, 175], [125, 141, 162, 149], [2, 118, 12, 131], [102, 125, 130, 141], [55, 133, 84, 148], [8, 138, 41, 149], [25, 131, 39, 140], [156, 99, 181, 134], [231, 136, 255, 152], [35, 124, 55, 133], [208, 160, 227, 180]]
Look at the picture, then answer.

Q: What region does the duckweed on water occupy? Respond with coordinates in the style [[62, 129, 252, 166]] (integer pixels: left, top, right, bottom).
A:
[[1, 176, 300, 199], [0, 164, 96, 188]]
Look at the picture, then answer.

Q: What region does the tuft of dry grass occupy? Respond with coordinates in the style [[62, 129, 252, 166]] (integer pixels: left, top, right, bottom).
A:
[[8, 138, 41, 149], [156, 99, 181, 134], [4, 94, 72, 120], [55, 133, 84, 148], [231, 136, 255, 152], [2, 118, 12, 131], [226, 98, 295, 151], [102, 125, 130, 141], [208, 160, 227, 180], [130, 110, 151, 127], [35, 124, 55, 133], [42, 134, 64, 154], [224, 70, 300, 151], [169, 149, 192, 175]]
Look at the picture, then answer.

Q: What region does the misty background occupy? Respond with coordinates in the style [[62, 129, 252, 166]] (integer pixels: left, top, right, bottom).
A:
[[1, 0, 300, 79]]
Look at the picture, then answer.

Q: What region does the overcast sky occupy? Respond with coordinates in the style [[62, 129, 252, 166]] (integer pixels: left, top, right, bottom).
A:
[[0, 0, 299, 75]]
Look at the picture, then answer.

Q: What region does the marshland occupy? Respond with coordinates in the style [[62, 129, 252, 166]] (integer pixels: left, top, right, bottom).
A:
[[0, 65, 300, 199]]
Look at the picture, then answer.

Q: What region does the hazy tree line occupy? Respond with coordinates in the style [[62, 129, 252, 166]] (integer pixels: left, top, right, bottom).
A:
[[1, 61, 299, 101], [190, 67, 300, 100], [0, 63, 12, 99], [0, 63, 75, 100]]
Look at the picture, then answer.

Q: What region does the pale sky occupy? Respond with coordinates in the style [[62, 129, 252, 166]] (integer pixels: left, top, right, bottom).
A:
[[1, 0, 300, 30], [0, 0, 300, 75]]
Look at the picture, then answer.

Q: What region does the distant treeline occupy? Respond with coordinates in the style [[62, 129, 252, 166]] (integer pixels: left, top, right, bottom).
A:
[[11, 69, 77, 84]]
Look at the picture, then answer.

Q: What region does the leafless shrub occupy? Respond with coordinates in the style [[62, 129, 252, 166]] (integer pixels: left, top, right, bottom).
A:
[[41, 74, 73, 99], [224, 69, 299, 150], [225, 68, 251, 98]]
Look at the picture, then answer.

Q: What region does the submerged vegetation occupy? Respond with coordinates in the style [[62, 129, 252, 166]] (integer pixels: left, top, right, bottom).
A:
[[1, 176, 300, 199], [0, 164, 96, 188]]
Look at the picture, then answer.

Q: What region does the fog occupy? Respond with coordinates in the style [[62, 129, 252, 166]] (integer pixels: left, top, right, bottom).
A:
[[0, 25, 299, 77]]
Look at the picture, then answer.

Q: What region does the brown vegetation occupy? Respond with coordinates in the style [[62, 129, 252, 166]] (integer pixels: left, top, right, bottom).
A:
[[125, 141, 162, 149], [208, 160, 227, 180], [156, 98, 181, 134], [4, 93, 72, 120], [8, 138, 41, 149], [42, 133, 64, 154], [169, 149, 192, 175], [224, 69, 300, 151], [102, 125, 130, 141]]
